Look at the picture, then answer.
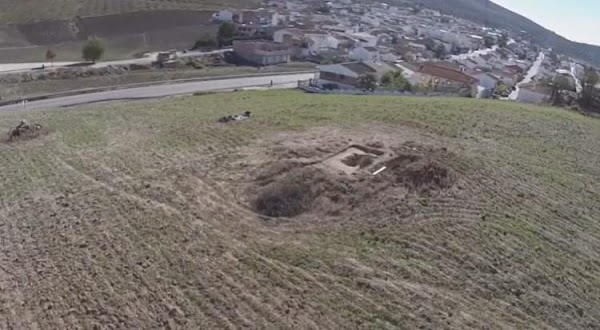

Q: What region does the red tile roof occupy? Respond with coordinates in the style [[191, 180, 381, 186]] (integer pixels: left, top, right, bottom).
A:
[[418, 63, 478, 84]]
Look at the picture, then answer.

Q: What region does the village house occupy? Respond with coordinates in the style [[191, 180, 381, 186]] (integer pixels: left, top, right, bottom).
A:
[[505, 64, 525, 76], [349, 46, 380, 62], [466, 70, 499, 89], [517, 82, 553, 104], [273, 28, 305, 44], [380, 49, 399, 62], [237, 24, 259, 37], [235, 10, 260, 25], [233, 40, 291, 65], [321, 25, 356, 34], [416, 62, 479, 97], [491, 69, 519, 88], [351, 32, 378, 48], [317, 61, 396, 89], [407, 41, 427, 52], [304, 33, 341, 56], [213, 10, 234, 22], [394, 62, 422, 86]]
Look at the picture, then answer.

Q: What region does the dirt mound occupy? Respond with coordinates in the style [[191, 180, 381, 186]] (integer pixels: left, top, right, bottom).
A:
[[250, 142, 458, 218], [382, 144, 457, 194], [391, 159, 457, 193], [252, 165, 364, 218]]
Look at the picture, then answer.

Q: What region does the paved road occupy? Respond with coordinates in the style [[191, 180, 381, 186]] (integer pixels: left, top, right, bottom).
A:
[[509, 52, 545, 100], [0, 49, 232, 73], [569, 62, 583, 94], [0, 73, 315, 111]]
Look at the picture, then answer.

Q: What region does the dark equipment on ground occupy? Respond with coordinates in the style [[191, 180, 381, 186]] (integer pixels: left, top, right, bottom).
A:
[[218, 111, 252, 123]]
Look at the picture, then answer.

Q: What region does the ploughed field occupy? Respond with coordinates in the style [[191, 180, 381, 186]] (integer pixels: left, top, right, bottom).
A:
[[1, 91, 599, 329], [0, 0, 257, 23]]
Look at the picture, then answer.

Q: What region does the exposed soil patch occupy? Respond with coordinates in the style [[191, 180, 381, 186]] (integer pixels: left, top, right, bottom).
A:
[[341, 153, 375, 168], [254, 182, 312, 217], [250, 140, 458, 218], [252, 165, 369, 218], [322, 145, 384, 175], [391, 159, 457, 193], [380, 143, 457, 194]]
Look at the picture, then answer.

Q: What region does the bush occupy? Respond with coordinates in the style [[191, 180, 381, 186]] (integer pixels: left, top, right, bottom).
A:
[[357, 73, 377, 91], [193, 34, 217, 49], [380, 71, 412, 91], [218, 22, 236, 45], [82, 37, 105, 63]]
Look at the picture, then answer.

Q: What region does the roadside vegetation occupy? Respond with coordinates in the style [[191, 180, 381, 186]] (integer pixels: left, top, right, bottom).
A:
[[1, 90, 599, 328], [0, 62, 315, 100], [82, 37, 106, 63]]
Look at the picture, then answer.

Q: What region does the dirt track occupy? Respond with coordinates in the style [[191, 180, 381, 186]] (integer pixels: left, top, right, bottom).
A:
[[1, 91, 600, 329]]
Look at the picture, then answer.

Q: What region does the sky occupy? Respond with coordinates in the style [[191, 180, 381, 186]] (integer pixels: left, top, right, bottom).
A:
[[492, 0, 600, 45]]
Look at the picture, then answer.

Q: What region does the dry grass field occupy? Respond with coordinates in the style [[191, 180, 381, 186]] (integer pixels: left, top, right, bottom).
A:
[[0, 0, 258, 23], [1, 91, 599, 329]]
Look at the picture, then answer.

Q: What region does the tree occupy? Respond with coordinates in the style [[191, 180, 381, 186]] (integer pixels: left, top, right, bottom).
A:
[[218, 22, 236, 45], [580, 67, 599, 107], [45, 49, 56, 66], [484, 36, 496, 49], [193, 34, 217, 49], [450, 45, 461, 55], [357, 73, 377, 91], [424, 38, 436, 52], [498, 33, 509, 48], [82, 38, 105, 63], [496, 83, 509, 97], [433, 44, 447, 59], [548, 75, 571, 105], [381, 71, 412, 91], [316, 5, 330, 13]]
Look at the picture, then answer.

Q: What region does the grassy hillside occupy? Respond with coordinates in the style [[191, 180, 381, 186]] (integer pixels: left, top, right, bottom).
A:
[[0, 0, 257, 23], [402, 0, 600, 66], [1, 91, 600, 328]]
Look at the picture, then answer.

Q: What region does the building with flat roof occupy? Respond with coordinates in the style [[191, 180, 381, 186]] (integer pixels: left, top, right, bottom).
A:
[[233, 40, 292, 65]]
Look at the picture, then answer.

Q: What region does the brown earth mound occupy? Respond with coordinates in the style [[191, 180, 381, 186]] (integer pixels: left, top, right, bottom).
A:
[[252, 165, 369, 218], [251, 142, 458, 218], [383, 150, 457, 194]]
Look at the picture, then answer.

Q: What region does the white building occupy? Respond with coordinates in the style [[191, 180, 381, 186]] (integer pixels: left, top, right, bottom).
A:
[[517, 83, 552, 104], [469, 71, 499, 90], [271, 13, 286, 26], [305, 34, 340, 54], [213, 10, 233, 22], [349, 46, 380, 62], [273, 28, 305, 43], [318, 61, 396, 88], [351, 32, 378, 47], [360, 16, 381, 27]]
